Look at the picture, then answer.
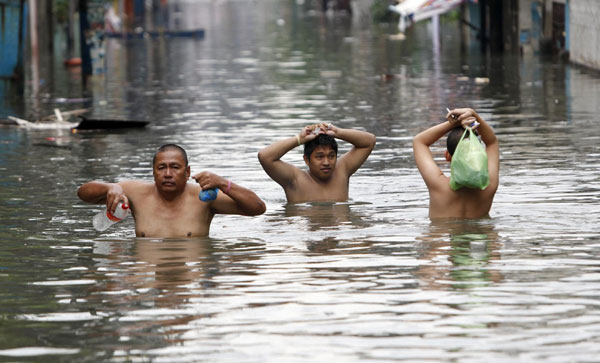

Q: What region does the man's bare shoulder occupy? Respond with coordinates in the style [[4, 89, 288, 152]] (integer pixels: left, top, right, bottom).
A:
[[118, 179, 152, 186], [118, 180, 154, 194], [184, 182, 202, 197], [425, 173, 451, 193]]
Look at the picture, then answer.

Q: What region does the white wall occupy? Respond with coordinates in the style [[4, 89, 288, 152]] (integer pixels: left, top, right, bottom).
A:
[[569, 0, 600, 70]]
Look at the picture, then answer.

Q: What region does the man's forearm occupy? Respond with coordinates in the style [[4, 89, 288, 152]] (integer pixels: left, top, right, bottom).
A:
[[224, 182, 266, 216], [334, 128, 376, 148], [258, 137, 298, 163], [414, 121, 454, 147], [77, 181, 111, 203], [473, 115, 497, 146]]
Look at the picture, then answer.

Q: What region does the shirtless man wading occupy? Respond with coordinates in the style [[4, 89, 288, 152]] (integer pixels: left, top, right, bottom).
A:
[[413, 108, 499, 219], [258, 123, 376, 203], [77, 144, 266, 237]]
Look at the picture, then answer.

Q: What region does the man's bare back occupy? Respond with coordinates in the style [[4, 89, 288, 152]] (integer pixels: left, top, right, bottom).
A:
[[427, 178, 496, 219], [258, 123, 375, 204], [413, 108, 499, 219]]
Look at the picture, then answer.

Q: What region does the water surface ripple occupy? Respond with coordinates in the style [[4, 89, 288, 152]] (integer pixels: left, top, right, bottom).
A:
[[1, 1, 600, 361]]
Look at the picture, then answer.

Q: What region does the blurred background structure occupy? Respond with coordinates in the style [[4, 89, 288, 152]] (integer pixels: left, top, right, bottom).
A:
[[0, 0, 599, 120]]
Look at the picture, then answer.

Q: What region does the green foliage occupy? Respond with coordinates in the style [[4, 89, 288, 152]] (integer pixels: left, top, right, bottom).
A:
[[444, 8, 460, 22], [54, 0, 69, 23]]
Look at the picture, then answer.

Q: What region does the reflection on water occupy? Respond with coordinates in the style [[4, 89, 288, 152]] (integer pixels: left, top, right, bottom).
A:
[[1, 0, 600, 361], [284, 202, 370, 230], [92, 238, 219, 300], [85, 238, 222, 350], [416, 219, 502, 290], [285, 202, 372, 252]]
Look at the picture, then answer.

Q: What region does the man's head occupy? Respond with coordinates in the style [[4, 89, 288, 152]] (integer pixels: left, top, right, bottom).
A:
[[153, 144, 188, 167], [303, 134, 338, 181], [446, 127, 477, 160], [153, 144, 190, 194], [304, 134, 338, 159]]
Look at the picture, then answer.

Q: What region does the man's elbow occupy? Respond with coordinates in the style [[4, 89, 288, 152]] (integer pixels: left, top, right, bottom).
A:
[[77, 181, 106, 203], [413, 135, 431, 156], [412, 135, 420, 148], [247, 200, 267, 216], [257, 201, 267, 215], [368, 133, 377, 148], [358, 133, 376, 150], [77, 185, 91, 202], [257, 149, 269, 165], [76, 186, 85, 201]]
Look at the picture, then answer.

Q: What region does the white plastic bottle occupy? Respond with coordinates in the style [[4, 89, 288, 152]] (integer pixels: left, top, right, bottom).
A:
[[93, 203, 129, 231]]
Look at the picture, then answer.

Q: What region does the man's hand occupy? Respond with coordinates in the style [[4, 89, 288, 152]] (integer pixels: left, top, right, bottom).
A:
[[192, 171, 227, 191], [194, 172, 266, 216], [446, 108, 481, 129], [298, 122, 334, 144], [106, 184, 128, 214], [323, 122, 338, 137]]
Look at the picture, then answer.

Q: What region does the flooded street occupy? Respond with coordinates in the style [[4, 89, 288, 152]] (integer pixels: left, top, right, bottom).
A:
[[1, 0, 600, 361]]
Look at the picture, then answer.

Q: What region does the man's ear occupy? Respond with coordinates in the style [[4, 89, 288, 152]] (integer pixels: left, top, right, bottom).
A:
[[445, 150, 452, 162], [303, 155, 309, 166], [186, 165, 191, 178]]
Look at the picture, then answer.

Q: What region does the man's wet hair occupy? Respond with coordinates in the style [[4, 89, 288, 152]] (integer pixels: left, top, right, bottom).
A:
[[304, 134, 338, 158], [153, 144, 188, 166], [446, 127, 478, 156]]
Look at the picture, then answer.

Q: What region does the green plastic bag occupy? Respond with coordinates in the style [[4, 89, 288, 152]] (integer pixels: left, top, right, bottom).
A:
[[449, 127, 490, 190]]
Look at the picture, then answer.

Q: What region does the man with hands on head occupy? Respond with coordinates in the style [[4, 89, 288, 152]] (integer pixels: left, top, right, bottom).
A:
[[258, 122, 376, 203], [413, 108, 499, 219], [77, 144, 266, 238]]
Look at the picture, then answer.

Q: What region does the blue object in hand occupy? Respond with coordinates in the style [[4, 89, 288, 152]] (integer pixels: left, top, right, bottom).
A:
[[199, 188, 218, 202]]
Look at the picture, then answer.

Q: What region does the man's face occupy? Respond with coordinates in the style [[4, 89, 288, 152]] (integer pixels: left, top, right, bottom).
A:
[[153, 149, 190, 193], [304, 145, 337, 181]]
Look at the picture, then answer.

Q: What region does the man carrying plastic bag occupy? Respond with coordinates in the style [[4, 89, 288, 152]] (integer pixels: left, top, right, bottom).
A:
[[413, 108, 499, 219]]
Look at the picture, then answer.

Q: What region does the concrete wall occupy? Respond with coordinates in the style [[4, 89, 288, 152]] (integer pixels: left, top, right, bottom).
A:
[[519, 0, 535, 54], [569, 0, 600, 70]]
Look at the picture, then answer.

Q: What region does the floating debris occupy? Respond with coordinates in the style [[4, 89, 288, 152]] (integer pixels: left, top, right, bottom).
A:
[[388, 33, 406, 41]]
